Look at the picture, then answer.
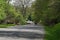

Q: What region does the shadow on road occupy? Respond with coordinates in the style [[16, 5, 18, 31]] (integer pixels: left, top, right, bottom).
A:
[[0, 31, 44, 39]]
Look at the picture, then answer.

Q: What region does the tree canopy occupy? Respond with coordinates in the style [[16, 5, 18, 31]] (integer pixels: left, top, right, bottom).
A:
[[32, 0, 60, 26]]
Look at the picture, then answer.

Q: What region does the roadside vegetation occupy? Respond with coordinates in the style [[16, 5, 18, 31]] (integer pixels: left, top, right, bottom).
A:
[[0, 24, 15, 28], [32, 0, 60, 40], [45, 23, 60, 40]]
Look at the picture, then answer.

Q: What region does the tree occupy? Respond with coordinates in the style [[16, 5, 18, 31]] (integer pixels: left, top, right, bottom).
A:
[[0, 0, 7, 23], [32, 0, 49, 24], [12, 0, 33, 18], [33, 0, 60, 26]]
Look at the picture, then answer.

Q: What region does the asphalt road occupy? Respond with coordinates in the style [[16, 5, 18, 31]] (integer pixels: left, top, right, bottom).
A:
[[0, 24, 45, 40]]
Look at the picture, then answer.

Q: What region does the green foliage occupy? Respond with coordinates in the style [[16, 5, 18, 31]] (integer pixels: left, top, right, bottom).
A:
[[0, 0, 26, 25], [45, 23, 60, 40], [0, 24, 15, 28], [32, 0, 60, 26], [45, 0, 60, 26], [0, 0, 6, 20], [15, 13, 26, 25], [32, 0, 50, 24], [0, 10, 6, 20]]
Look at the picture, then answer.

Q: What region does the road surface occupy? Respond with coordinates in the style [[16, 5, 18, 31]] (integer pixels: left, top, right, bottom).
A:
[[0, 24, 45, 40]]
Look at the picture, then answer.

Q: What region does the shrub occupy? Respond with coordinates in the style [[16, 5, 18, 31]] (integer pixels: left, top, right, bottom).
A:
[[45, 23, 60, 40]]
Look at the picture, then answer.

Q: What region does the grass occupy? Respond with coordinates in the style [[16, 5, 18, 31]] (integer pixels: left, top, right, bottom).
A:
[[45, 23, 60, 40], [0, 24, 15, 28]]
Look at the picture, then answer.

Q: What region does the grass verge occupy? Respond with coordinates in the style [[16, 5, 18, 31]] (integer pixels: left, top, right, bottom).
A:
[[0, 24, 15, 28], [45, 23, 60, 40]]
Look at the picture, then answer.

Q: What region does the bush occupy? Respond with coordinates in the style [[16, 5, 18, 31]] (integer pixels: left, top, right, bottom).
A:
[[14, 13, 26, 25], [45, 23, 60, 40]]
